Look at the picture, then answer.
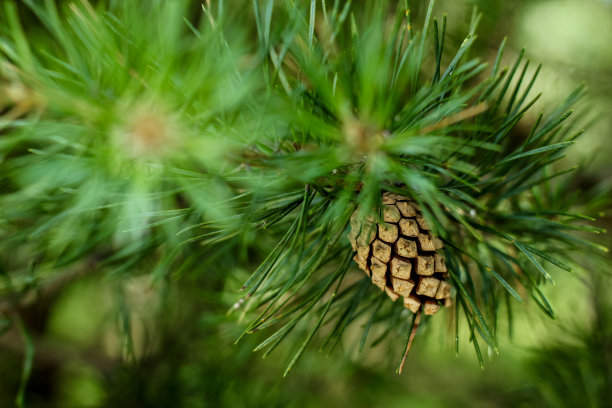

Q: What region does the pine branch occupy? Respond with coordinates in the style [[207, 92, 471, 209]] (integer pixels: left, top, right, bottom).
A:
[[230, 0, 610, 370], [0, 0, 609, 378]]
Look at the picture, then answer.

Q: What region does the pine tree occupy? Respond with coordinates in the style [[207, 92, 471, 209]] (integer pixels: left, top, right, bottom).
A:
[[0, 0, 609, 404]]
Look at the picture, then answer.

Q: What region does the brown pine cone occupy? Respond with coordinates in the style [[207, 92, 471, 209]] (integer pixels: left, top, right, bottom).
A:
[[348, 192, 452, 315]]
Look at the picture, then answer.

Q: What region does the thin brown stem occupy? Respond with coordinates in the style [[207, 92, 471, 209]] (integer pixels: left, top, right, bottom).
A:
[[420, 102, 489, 134], [398, 309, 421, 374]]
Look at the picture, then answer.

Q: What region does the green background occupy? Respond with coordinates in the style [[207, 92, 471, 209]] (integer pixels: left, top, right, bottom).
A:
[[1, 0, 610, 407]]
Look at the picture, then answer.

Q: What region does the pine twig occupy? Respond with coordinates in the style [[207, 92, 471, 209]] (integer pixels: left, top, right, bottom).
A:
[[398, 310, 421, 375]]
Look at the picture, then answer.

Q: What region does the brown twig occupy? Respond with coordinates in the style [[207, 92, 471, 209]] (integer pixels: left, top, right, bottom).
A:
[[420, 102, 489, 134], [398, 309, 421, 374]]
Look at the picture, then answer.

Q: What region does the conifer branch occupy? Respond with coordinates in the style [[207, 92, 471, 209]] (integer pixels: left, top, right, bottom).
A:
[[0, 0, 609, 378]]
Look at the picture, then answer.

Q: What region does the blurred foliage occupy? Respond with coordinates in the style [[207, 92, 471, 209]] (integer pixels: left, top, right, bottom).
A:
[[0, 0, 611, 407], [1, 269, 609, 408]]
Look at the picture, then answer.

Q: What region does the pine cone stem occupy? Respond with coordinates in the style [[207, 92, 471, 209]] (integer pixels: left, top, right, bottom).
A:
[[398, 310, 421, 375]]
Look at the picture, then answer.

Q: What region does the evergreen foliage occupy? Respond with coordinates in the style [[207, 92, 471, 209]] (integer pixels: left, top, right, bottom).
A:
[[0, 0, 609, 398]]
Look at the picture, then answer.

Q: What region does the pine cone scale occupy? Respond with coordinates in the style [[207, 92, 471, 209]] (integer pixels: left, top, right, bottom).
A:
[[349, 192, 452, 315]]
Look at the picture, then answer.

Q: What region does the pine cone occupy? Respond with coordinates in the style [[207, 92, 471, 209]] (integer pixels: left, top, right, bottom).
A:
[[348, 192, 451, 315]]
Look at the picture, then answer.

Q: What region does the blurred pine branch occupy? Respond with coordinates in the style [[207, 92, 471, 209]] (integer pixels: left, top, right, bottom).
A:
[[0, 1, 610, 405]]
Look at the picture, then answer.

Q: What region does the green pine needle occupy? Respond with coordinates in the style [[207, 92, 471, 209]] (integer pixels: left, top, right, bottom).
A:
[[1, 0, 609, 378]]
